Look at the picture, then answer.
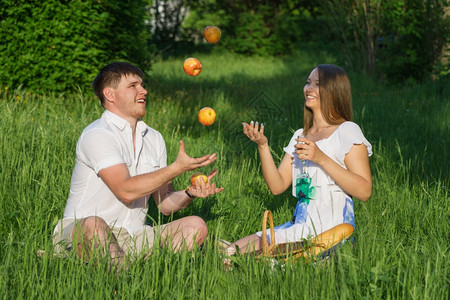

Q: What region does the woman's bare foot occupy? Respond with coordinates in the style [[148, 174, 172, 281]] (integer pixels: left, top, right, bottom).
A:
[[223, 246, 236, 271]]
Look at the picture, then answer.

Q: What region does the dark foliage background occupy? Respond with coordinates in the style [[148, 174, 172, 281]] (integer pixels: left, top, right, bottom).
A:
[[1, 0, 448, 93]]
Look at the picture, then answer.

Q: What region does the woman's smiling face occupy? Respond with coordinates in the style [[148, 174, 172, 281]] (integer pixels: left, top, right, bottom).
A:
[[303, 68, 320, 111]]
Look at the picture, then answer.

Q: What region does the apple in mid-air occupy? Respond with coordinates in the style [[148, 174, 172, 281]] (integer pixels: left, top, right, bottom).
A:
[[198, 107, 216, 126], [190, 172, 208, 187], [183, 57, 202, 76], [204, 26, 221, 44]]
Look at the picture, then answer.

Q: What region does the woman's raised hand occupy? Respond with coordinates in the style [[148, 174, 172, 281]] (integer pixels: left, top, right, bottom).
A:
[[243, 121, 268, 146]]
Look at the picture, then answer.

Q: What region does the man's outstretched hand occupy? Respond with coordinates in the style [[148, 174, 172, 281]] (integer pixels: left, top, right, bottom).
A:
[[174, 140, 217, 173]]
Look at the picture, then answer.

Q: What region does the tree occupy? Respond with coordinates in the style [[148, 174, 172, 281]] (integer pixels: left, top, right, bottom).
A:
[[323, 0, 450, 82], [323, 0, 381, 73], [150, 0, 190, 54]]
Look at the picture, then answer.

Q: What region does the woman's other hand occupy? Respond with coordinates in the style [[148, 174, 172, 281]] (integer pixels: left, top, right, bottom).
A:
[[295, 136, 326, 165]]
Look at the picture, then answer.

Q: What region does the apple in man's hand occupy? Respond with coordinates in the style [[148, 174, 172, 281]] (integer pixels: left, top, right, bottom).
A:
[[190, 172, 208, 187], [204, 26, 221, 44], [183, 58, 202, 76], [198, 107, 216, 126]]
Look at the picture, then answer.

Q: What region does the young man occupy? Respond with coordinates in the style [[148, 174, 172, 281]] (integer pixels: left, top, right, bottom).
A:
[[53, 62, 223, 266]]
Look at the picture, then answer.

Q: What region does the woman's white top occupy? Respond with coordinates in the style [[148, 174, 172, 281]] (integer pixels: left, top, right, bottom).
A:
[[258, 121, 372, 244]]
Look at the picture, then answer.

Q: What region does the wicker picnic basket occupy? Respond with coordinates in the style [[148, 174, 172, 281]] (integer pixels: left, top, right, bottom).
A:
[[255, 210, 354, 261]]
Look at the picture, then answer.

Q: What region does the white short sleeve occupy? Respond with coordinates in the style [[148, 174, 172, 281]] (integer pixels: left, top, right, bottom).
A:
[[335, 122, 372, 163], [283, 128, 304, 156], [77, 128, 125, 174]]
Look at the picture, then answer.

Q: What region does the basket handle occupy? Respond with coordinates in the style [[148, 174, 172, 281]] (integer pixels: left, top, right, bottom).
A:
[[261, 210, 275, 256]]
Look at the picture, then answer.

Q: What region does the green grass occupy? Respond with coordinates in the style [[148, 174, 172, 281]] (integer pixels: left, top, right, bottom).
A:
[[0, 52, 448, 299]]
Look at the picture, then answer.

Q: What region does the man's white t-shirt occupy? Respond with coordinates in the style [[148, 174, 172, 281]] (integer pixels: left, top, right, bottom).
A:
[[60, 110, 167, 236]]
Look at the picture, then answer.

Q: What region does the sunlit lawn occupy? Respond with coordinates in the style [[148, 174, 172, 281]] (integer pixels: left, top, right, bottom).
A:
[[0, 51, 448, 299]]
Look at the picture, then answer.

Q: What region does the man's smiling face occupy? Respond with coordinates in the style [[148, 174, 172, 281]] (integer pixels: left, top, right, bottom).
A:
[[106, 74, 148, 123]]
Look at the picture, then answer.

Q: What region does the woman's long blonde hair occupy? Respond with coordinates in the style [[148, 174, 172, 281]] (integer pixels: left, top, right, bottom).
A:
[[303, 64, 353, 136]]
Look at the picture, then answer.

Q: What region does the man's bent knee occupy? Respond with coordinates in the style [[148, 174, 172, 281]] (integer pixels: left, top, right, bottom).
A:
[[164, 216, 208, 249], [185, 216, 208, 245], [75, 216, 109, 236], [72, 216, 113, 259]]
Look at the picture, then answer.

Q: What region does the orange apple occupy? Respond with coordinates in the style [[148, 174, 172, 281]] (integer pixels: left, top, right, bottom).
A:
[[183, 57, 202, 76], [204, 26, 221, 44], [198, 107, 216, 126], [190, 172, 208, 187]]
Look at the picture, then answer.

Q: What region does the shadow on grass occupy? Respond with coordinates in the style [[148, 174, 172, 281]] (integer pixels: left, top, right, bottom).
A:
[[144, 48, 450, 229]]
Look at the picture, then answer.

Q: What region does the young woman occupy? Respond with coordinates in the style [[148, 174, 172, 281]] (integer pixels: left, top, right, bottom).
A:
[[226, 64, 372, 255]]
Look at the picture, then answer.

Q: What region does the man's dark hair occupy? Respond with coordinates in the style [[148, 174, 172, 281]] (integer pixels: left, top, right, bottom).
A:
[[92, 62, 145, 107]]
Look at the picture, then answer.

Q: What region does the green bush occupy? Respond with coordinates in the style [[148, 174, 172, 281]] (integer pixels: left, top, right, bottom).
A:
[[0, 0, 152, 94], [377, 0, 450, 82]]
